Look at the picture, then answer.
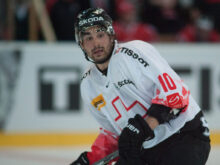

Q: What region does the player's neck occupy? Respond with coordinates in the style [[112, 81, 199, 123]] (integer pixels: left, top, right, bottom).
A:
[[96, 61, 109, 75], [96, 40, 115, 75]]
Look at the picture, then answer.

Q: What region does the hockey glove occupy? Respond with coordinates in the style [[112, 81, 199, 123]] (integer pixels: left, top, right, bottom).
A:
[[118, 114, 154, 161], [115, 156, 145, 165], [115, 157, 127, 165], [147, 104, 183, 124], [70, 152, 89, 165]]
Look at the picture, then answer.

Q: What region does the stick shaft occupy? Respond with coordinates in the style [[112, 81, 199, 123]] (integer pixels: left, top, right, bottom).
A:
[[93, 150, 119, 165]]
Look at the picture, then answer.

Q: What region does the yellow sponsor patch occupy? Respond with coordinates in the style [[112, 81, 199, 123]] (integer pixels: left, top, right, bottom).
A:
[[91, 94, 106, 110]]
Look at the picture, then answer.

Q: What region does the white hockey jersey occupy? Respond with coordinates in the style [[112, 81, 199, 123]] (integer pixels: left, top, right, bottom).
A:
[[80, 40, 201, 149]]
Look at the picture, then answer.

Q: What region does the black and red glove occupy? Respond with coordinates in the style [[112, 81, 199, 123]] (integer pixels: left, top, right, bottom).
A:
[[147, 104, 183, 124], [117, 114, 154, 164]]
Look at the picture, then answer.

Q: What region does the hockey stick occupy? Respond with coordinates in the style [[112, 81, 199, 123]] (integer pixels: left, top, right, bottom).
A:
[[93, 150, 119, 165]]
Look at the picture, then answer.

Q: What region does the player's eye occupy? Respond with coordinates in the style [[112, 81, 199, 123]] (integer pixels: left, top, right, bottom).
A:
[[97, 32, 105, 38], [84, 35, 93, 41]]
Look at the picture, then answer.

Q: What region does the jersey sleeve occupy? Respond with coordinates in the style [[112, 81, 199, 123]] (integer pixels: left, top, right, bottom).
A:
[[111, 40, 195, 147], [145, 42, 189, 110], [80, 82, 119, 163], [87, 129, 118, 164], [81, 102, 118, 164], [124, 40, 190, 110]]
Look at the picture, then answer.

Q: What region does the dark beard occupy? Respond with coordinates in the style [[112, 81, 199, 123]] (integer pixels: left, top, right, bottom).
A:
[[87, 42, 115, 64], [94, 52, 112, 64]]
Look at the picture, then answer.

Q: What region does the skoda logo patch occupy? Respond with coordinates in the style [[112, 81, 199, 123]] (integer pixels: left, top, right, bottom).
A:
[[79, 17, 104, 26]]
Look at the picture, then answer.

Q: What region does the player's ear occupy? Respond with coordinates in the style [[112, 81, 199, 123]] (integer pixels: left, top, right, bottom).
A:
[[110, 35, 115, 43], [79, 41, 87, 53], [80, 41, 84, 49]]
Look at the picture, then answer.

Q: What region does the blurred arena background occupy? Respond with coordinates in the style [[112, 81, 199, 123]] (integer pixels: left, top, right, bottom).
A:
[[0, 0, 220, 165]]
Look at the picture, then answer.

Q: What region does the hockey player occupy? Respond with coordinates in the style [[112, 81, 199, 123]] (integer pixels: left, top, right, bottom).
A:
[[70, 8, 211, 165]]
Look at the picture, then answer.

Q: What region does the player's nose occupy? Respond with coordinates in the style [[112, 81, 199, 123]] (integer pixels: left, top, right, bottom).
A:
[[92, 37, 101, 47]]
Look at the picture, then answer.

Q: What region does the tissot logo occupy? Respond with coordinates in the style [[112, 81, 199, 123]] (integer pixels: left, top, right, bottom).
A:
[[120, 47, 149, 67], [38, 66, 81, 112], [79, 17, 104, 26]]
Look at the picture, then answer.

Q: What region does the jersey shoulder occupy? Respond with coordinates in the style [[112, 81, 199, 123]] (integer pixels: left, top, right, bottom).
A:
[[81, 65, 94, 81], [80, 65, 96, 99], [111, 40, 153, 68], [119, 40, 167, 65], [114, 40, 155, 59]]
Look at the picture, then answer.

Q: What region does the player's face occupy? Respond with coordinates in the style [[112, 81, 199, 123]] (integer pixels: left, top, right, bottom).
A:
[[80, 26, 114, 64]]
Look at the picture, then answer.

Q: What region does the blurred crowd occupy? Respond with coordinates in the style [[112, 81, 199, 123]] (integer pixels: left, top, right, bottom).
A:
[[0, 0, 220, 42]]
